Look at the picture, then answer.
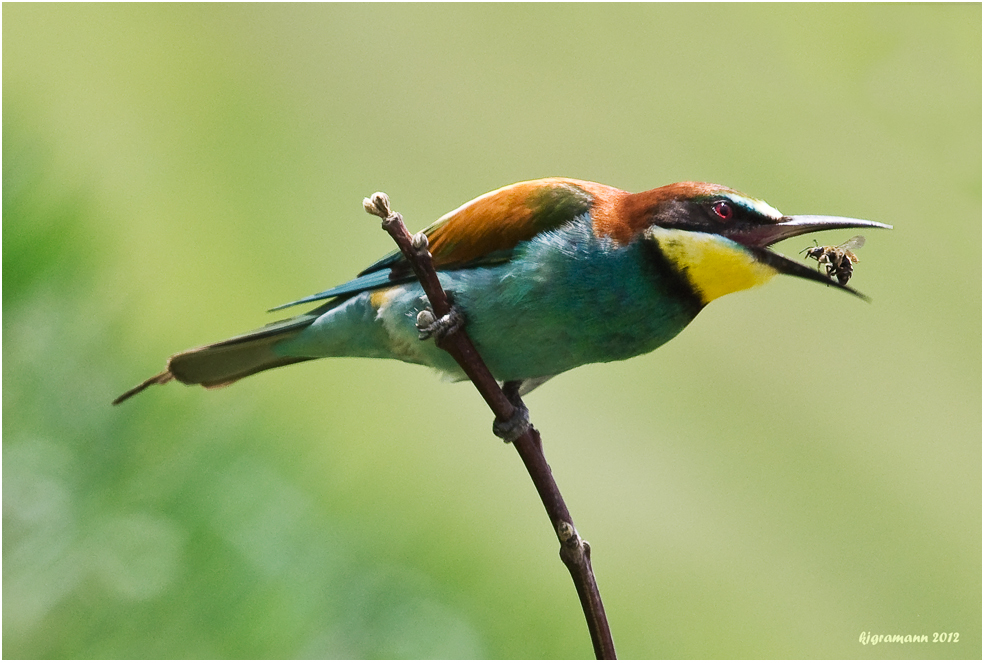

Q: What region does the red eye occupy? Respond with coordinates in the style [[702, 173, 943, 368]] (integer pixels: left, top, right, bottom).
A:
[[712, 201, 733, 220]]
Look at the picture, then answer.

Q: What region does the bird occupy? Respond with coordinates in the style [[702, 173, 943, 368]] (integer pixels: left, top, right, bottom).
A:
[[113, 178, 891, 405]]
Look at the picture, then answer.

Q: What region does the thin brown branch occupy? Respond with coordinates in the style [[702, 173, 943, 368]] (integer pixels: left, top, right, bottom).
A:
[[363, 192, 616, 659]]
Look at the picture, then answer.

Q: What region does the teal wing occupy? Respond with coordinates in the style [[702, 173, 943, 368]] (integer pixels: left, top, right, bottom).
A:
[[270, 178, 603, 311], [268, 269, 412, 312]]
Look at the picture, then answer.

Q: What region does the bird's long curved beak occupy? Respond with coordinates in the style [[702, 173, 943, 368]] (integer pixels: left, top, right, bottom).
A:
[[735, 215, 893, 248], [728, 215, 893, 301]]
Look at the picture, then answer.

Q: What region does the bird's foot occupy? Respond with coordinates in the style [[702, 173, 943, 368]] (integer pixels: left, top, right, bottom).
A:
[[416, 305, 465, 342], [492, 380, 531, 443]]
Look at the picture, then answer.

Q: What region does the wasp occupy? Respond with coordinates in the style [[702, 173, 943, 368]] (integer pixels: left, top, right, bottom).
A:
[[801, 235, 865, 285]]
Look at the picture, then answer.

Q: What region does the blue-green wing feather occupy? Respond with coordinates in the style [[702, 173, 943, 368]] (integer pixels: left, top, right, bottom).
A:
[[268, 269, 412, 312]]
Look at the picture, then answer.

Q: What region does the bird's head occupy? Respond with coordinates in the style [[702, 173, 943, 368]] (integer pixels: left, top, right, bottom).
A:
[[622, 182, 893, 304]]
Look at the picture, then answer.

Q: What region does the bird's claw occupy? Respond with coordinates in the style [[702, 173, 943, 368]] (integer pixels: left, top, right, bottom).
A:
[[492, 381, 531, 443], [416, 306, 465, 342], [492, 400, 530, 443]]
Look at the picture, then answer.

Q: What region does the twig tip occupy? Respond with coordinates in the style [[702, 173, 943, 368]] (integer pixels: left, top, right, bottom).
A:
[[363, 192, 391, 219]]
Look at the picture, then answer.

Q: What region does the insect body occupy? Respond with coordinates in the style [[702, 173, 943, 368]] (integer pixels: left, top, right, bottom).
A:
[[802, 235, 865, 285]]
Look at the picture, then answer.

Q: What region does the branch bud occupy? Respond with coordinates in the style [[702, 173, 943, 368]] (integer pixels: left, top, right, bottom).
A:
[[363, 192, 391, 219], [557, 520, 577, 544]]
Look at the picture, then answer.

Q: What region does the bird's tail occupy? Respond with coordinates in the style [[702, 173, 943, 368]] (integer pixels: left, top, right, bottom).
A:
[[113, 311, 322, 405]]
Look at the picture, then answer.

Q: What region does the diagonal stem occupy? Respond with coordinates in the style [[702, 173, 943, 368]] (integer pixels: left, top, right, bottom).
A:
[[363, 192, 616, 659]]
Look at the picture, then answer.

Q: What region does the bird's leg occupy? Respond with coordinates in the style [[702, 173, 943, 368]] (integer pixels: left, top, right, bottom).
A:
[[492, 380, 531, 443], [416, 305, 465, 342]]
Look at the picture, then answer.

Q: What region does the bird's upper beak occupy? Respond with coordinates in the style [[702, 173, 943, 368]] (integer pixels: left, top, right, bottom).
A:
[[724, 215, 893, 300], [727, 215, 894, 249]]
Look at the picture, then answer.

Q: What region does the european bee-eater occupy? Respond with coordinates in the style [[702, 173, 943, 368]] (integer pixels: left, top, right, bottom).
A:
[[114, 178, 890, 404]]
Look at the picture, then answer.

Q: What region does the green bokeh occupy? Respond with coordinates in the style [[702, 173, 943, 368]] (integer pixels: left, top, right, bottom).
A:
[[4, 4, 980, 658]]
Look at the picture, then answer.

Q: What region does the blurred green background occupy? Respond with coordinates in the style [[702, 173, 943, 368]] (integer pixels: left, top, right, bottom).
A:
[[3, 4, 980, 659]]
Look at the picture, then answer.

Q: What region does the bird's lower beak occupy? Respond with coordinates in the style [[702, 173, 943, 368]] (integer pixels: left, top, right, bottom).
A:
[[729, 215, 893, 300]]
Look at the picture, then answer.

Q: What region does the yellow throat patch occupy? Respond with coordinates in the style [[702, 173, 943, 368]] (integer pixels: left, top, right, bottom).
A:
[[647, 227, 777, 304]]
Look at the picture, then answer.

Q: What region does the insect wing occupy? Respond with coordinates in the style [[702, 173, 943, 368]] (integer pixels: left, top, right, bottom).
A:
[[837, 235, 866, 251]]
